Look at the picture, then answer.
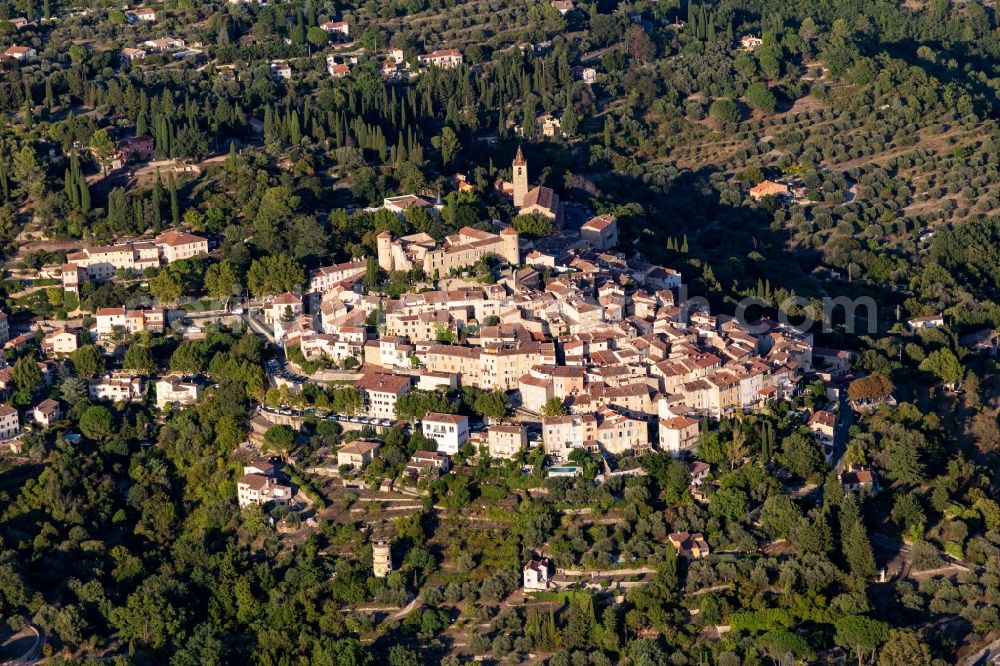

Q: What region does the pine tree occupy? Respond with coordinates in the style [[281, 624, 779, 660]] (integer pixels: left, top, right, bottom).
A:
[[44, 78, 53, 108], [839, 495, 876, 579]]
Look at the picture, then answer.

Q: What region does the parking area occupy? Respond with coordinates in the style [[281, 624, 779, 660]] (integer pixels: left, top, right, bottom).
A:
[[260, 404, 397, 429]]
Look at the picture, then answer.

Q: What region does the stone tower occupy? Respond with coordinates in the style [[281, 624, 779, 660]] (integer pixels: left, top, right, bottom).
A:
[[499, 226, 520, 265], [376, 231, 394, 271], [373, 539, 393, 578], [512, 146, 528, 208]]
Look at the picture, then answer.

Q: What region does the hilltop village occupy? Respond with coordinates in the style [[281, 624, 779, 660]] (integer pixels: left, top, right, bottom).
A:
[[0, 0, 998, 664]]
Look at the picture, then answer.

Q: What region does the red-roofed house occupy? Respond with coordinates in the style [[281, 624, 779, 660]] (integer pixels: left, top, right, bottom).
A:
[[580, 214, 618, 249], [749, 180, 789, 201], [3, 45, 35, 60], [668, 531, 710, 559], [356, 372, 412, 419], [155, 230, 209, 263], [807, 410, 837, 446], [839, 466, 878, 493], [659, 415, 700, 453], [420, 49, 463, 69], [42, 327, 79, 355]]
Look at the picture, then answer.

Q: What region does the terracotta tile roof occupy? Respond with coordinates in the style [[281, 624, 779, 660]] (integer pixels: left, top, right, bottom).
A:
[[581, 214, 616, 232], [155, 229, 207, 247], [356, 372, 411, 394]]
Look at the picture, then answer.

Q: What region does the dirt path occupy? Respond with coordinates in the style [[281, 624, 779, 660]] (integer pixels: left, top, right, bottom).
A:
[[558, 566, 655, 576]]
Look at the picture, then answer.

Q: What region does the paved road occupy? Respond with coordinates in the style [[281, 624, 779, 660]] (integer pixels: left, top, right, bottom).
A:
[[2, 624, 41, 665], [385, 596, 421, 623], [816, 390, 854, 506], [963, 636, 1000, 666], [242, 312, 276, 344], [831, 390, 854, 474]]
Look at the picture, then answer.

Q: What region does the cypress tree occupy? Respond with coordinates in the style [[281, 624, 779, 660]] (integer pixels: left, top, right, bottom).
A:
[[79, 178, 90, 214], [168, 172, 179, 225], [152, 172, 163, 228], [133, 196, 143, 232], [395, 134, 406, 167], [0, 161, 8, 201], [137, 91, 149, 137], [561, 98, 578, 136], [289, 112, 301, 145], [64, 167, 75, 205]]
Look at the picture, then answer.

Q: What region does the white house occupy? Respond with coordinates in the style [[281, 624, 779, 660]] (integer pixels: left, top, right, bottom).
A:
[[907, 314, 945, 332], [155, 375, 201, 409], [0, 404, 20, 440], [237, 473, 292, 508], [3, 45, 35, 60], [421, 412, 469, 455], [321, 20, 349, 36], [271, 60, 292, 80], [126, 7, 157, 22], [420, 49, 462, 69], [32, 399, 62, 427], [88, 377, 144, 402], [658, 416, 700, 453], [523, 558, 553, 590]]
